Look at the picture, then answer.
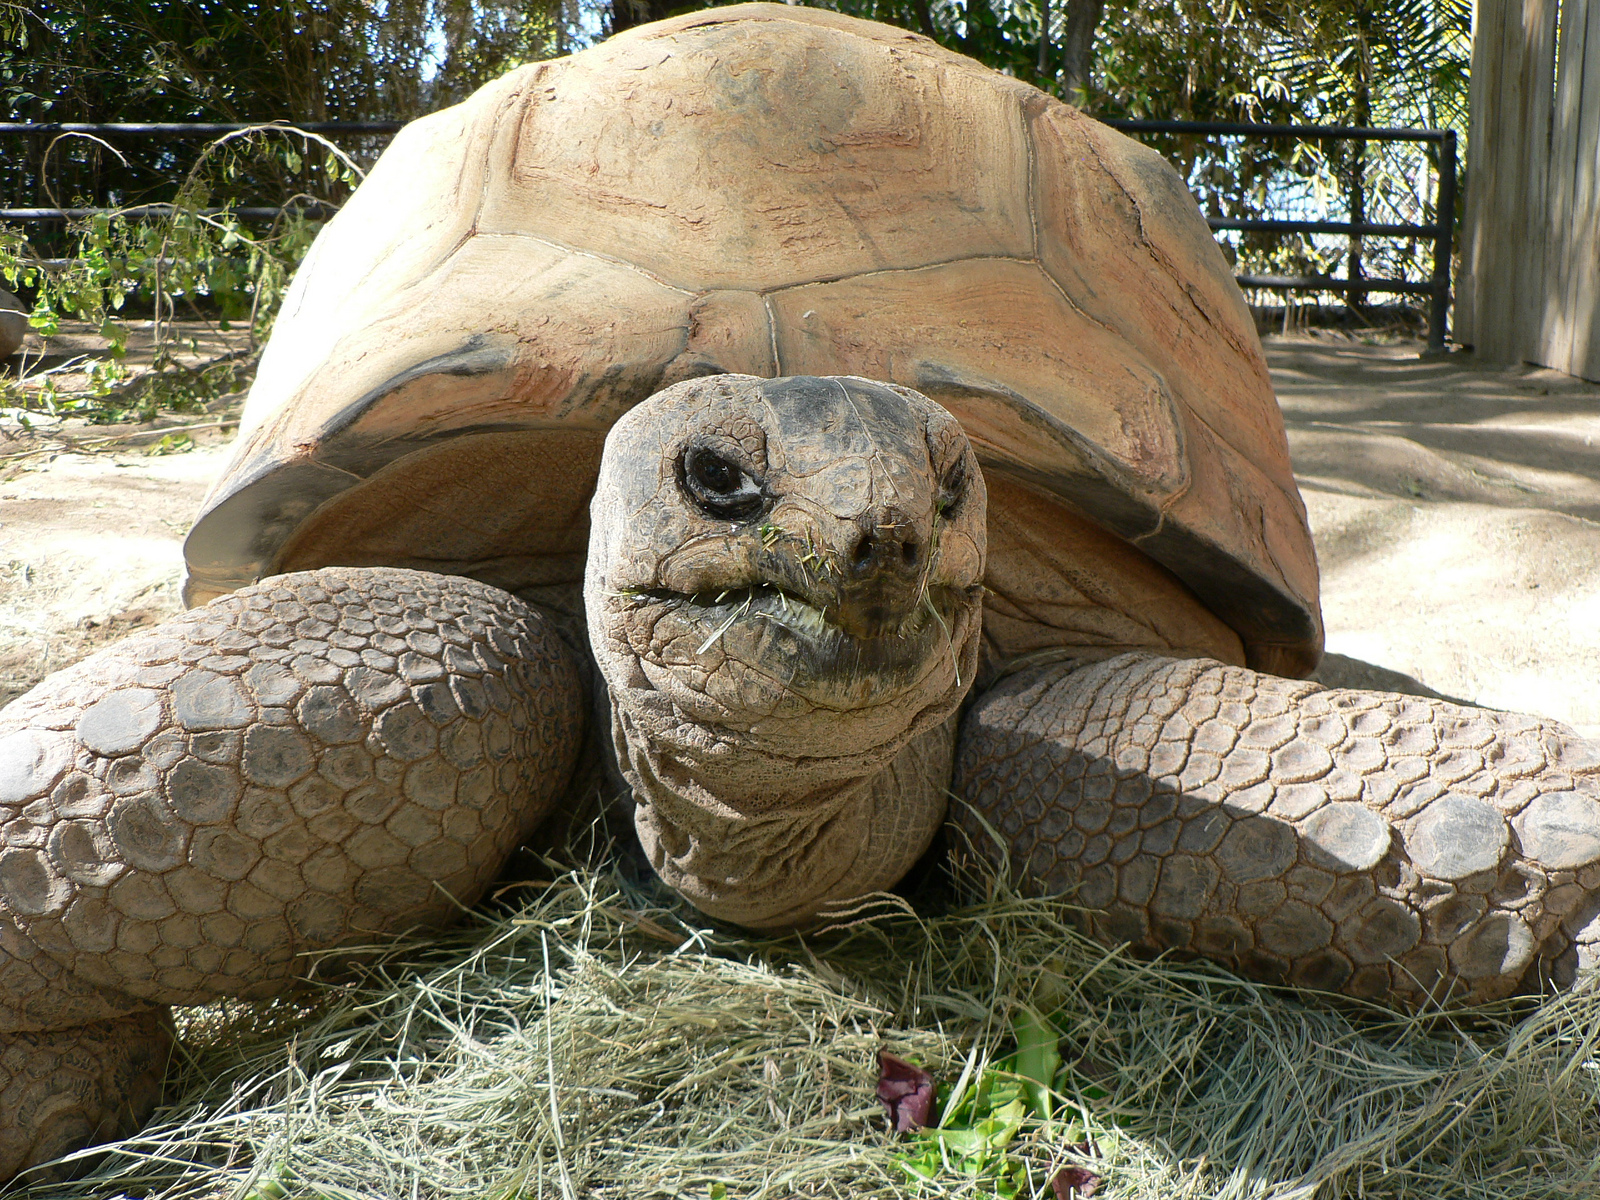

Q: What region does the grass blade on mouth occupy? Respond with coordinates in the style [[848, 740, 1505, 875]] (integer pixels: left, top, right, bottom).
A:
[[696, 594, 753, 655]]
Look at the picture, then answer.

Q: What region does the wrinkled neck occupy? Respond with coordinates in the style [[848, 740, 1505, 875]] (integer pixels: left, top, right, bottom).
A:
[[611, 703, 955, 929]]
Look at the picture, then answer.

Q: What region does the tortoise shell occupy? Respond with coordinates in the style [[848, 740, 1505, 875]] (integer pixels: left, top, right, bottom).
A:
[[184, 2, 1321, 675]]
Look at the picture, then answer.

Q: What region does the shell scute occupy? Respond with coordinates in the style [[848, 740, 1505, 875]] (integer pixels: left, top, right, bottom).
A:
[[491, 13, 1034, 290]]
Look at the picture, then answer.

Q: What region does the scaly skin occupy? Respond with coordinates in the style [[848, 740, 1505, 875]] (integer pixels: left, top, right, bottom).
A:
[[0, 566, 582, 1166], [0, 1011, 172, 1183], [956, 653, 1600, 1005]]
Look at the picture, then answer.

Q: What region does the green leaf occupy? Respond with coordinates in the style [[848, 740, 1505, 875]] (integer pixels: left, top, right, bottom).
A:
[[1011, 1007, 1061, 1124]]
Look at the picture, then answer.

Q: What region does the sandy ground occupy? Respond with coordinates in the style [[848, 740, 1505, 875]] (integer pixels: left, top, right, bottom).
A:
[[0, 427, 233, 706], [1278, 336, 1600, 735], [0, 318, 252, 706], [2, 332, 1598, 735]]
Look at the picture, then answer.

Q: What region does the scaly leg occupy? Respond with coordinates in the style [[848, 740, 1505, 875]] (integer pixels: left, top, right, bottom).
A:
[[955, 652, 1600, 1006], [0, 566, 584, 1173], [0, 1012, 171, 1182]]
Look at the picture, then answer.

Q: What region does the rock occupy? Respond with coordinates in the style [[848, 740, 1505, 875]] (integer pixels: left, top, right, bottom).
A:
[[0, 289, 26, 360]]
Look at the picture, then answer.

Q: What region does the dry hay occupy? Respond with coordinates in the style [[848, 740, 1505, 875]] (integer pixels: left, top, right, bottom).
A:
[[9, 836, 1600, 1200]]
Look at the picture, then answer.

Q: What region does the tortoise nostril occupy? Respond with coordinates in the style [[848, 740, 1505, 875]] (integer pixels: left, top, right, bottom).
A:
[[849, 530, 921, 574]]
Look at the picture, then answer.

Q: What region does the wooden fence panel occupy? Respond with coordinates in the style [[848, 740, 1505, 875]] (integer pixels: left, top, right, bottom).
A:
[[1457, 0, 1496, 350], [1460, 0, 1558, 364], [1550, 0, 1600, 376], [1463, 0, 1600, 380], [1542, 0, 1586, 370]]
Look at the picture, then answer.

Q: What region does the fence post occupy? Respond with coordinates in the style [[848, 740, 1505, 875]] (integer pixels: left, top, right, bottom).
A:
[[1347, 138, 1366, 311], [1429, 131, 1457, 353]]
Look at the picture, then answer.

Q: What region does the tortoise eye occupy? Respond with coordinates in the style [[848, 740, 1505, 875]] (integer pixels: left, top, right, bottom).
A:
[[681, 445, 765, 520], [689, 448, 739, 493]]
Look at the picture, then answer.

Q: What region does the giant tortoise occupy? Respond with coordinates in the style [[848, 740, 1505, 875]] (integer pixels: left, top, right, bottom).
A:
[[1, 2, 1598, 1178]]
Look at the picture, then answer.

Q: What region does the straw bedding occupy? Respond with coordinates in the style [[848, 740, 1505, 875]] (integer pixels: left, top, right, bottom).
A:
[[13, 829, 1599, 1200]]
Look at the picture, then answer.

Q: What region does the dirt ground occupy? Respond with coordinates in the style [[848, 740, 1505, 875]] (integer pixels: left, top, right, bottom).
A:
[[0, 317, 252, 705], [3, 328, 1598, 735], [1276, 334, 1600, 735]]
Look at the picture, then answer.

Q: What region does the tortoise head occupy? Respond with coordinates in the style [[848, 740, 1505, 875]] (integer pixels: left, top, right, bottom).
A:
[[585, 374, 986, 927]]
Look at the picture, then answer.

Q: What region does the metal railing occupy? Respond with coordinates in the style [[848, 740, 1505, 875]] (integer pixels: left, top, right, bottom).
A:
[[1103, 119, 1458, 352], [1, 118, 1458, 350]]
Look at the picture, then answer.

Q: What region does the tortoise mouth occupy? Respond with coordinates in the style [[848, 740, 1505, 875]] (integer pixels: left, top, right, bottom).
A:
[[628, 582, 949, 642], [619, 580, 980, 697]]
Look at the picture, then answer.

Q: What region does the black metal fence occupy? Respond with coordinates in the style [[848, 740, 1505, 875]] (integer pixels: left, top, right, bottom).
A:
[[1, 117, 1457, 351], [1103, 119, 1458, 353]]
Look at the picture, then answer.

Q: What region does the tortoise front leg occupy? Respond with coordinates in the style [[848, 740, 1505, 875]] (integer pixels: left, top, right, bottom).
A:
[[0, 566, 584, 1176], [954, 652, 1600, 1006], [0, 1012, 172, 1182]]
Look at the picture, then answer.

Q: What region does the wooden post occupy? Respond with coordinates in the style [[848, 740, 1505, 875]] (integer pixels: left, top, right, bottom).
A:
[[1428, 132, 1457, 352], [1544, 0, 1600, 376], [1459, 0, 1558, 363]]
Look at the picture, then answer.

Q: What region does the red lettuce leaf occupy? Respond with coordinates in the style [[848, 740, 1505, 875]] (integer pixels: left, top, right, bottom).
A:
[[875, 1050, 936, 1133], [1051, 1138, 1101, 1197]]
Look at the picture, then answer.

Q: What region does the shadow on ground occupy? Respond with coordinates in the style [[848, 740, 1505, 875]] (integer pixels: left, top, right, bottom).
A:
[[1273, 336, 1600, 517], [1270, 334, 1600, 732]]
